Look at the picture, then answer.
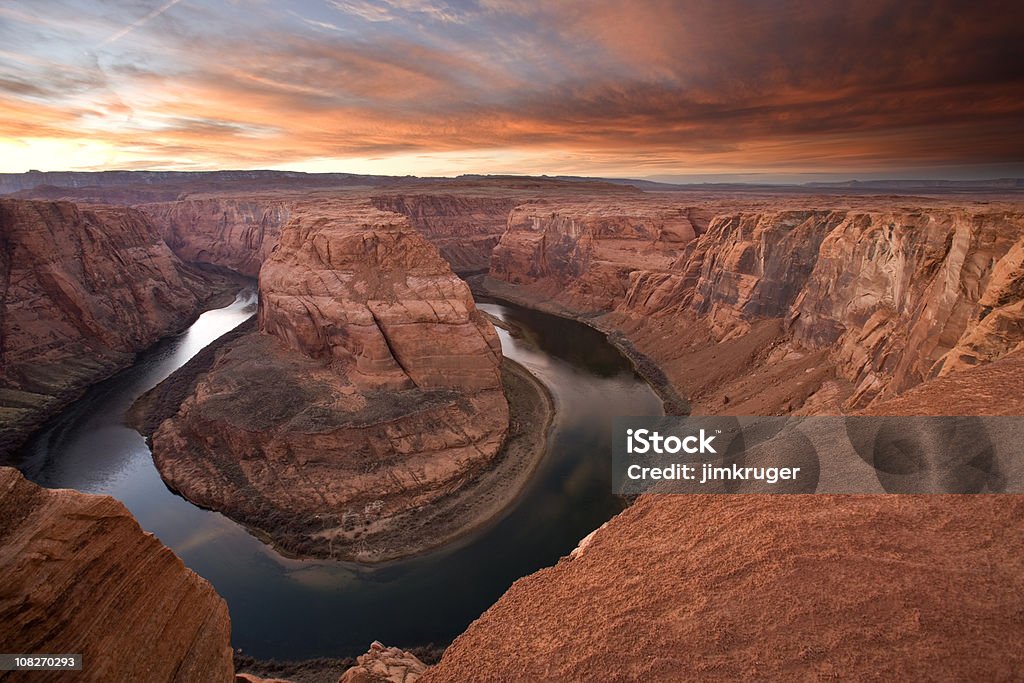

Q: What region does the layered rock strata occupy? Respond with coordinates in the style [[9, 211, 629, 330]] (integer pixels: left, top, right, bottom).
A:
[[148, 201, 511, 560], [490, 199, 710, 312], [490, 198, 1024, 412], [0, 466, 233, 682], [141, 198, 291, 276], [0, 199, 226, 458], [371, 194, 519, 273]]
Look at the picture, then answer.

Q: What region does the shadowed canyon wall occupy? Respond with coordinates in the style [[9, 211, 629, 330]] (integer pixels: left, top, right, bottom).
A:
[[141, 198, 291, 277], [0, 199, 226, 458], [490, 199, 711, 312], [371, 194, 520, 273]]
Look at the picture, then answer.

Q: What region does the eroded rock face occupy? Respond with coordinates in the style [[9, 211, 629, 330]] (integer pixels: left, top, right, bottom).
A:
[[371, 194, 519, 273], [150, 200, 509, 560], [490, 197, 1024, 412], [339, 642, 428, 683], [141, 198, 291, 276], [490, 199, 705, 312], [259, 203, 503, 392], [788, 210, 1024, 407], [0, 199, 221, 457], [0, 466, 233, 682]]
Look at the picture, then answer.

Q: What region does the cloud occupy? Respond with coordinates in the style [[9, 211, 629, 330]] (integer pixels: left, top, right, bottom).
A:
[[100, 0, 185, 45], [0, 0, 1022, 175]]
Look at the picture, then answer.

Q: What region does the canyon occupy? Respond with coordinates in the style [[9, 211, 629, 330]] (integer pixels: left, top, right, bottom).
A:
[[0, 199, 236, 459], [2, 172, 1024, 681], [486, 196, 1024, 415]]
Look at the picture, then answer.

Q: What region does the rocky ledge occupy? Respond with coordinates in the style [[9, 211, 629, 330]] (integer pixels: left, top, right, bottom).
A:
[[0, 466, 233, 682], [423, 344, 1024, 681], [143, 200, 548, 561]]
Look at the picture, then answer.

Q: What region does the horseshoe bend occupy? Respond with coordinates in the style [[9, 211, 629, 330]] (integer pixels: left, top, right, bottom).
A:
[[2, 175, 1023, 681], [2, 3, 1024, 681]]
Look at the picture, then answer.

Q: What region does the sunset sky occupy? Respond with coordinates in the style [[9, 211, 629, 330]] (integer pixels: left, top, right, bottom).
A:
[[2, 0, 1023, 180]]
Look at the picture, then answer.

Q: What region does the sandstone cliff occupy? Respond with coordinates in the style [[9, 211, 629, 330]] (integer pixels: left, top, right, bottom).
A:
[[148, 200, 511, 560], [0, 199, 226, 458], [0, 466, 233, 682], [141, 198, 291, 276], [489, 197, 1024, 413], [490, 199, 709, 313], [371, 194, 519, 273]]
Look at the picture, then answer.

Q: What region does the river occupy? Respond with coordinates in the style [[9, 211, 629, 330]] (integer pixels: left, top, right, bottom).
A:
[[14, 288, 662, 660]]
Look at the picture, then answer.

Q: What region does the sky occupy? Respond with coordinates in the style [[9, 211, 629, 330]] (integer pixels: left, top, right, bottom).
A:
[[1, 0, 1023, 180]]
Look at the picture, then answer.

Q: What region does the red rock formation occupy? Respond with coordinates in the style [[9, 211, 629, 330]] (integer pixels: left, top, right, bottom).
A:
[[149, 200, 510, 560], [423, 493, 1024, 682], [339, 642, 428, 683], [141, 198, 291, 276], [0, 199, 225, 457], [371, 194, 519, 273], [859, 348, 1024, 416], [489, 196, 1024, 413], [0, 466, 233, 682], [787, 210, 1024, 407], [259, 202, 503, 392], [490, 199, 707, 312]]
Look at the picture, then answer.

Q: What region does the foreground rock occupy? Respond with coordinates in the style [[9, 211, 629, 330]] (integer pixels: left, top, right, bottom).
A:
[[425, 337, 1024, 681], [339, 642, 428, 683], [0, 199, 230, 458], [148, 200, 514, 560], [0, 466, 233, 682], [424, 492, 1024, 682]]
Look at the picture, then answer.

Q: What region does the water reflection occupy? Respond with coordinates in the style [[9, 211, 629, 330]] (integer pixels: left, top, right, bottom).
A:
[[16, 294, 662, 660]]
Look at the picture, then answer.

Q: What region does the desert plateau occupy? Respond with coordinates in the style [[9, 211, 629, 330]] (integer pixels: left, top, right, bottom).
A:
[[2, 1, 1023, 681]]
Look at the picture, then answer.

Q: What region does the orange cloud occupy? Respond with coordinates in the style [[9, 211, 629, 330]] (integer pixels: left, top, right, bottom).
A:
[[0, 0, 1021, 176]]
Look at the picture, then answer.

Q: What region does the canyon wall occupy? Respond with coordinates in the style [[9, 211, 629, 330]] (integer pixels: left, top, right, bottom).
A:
[[140, 198, 291, 276], [0, 199, 225, 458], [371, 194, 519, 273], [490, 199, 710, 313], [0, 466, 233, 682], [489, 199, 1024, 412], [149, 200, 510, 560]]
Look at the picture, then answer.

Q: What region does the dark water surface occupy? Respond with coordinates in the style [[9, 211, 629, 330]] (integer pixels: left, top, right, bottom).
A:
[[15, 290, 662, 660]]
